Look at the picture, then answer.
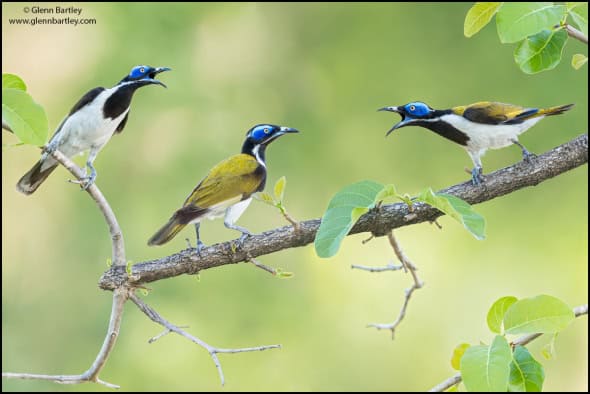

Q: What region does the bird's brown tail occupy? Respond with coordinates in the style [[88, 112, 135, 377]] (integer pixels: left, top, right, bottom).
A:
[[540, 103, 575, 117], [147, 215, 186, 246], [16, 161, 58, 195]]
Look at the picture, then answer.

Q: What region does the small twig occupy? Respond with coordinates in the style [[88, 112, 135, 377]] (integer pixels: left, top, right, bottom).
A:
[[248, 257, 278, 276], [280, 208, 301, 232], [129, 292, 281, 386], [0, 373, 119, 389], [2, 121, 14, 133], [564, 23, 588, 44], [148, 325, 189, 344], [431, 219, 443, 230], [367, 231, 424, 339], [362, 234, 375, 244], [351, 262, 403, 272], [428, 304, 589, 392]]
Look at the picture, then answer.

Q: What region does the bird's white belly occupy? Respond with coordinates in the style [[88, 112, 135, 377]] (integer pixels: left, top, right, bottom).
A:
[[188, 195, 245, 224], [446, 115, 542, 152], [52, 88, 129, 158], [60, 110, 128, 157]]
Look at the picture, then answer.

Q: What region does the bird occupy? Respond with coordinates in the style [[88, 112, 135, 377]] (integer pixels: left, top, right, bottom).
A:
[[16, 65, 171, 195], [148, 124, 299, 251], [379, 101, 574, 185]]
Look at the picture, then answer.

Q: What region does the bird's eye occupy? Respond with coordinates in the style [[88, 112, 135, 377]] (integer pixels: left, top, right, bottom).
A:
[[409, 105, 416, 111], [263, 128, 270, 134], [140, 67, 145, 73]]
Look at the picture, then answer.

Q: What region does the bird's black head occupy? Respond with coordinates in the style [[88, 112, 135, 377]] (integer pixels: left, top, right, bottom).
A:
[[379, 101, 435, 136], [119, 65, 171, 88], [242, 124, 299, 158]]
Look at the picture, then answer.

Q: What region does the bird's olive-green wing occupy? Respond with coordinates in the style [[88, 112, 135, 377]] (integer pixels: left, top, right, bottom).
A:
[[183, 154, 264, 208], [453, 102, 536, 125]]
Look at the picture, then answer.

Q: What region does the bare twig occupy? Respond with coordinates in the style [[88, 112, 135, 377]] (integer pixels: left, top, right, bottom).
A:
[[248, 257, 278, 275], [428, 304, 589, 392], [129, 292, 281, 386], [351, 262, 403, 272], [565, 23, 588, 44], [99, 134, 588, 290], [367, 231, 424, 339], [2, 121, 14, 133], [281, 209, 301, 232], [2, 149, 129, 388]]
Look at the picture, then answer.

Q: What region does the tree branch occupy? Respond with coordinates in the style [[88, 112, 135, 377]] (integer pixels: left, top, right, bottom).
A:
[[365, 231, 424, 338], [100, 134, 588, 290], [565, 23, 588, 44], [129, 292, 281, 386], [2, 149, 128, 388], [428, 304, 589, 392]]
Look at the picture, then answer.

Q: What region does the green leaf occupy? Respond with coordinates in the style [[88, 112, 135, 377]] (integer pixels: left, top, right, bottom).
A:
[[497, 3, 567, 43], [2, 88, 48, 146], [540, 333, 558, 360], [461, 335, 512, 392], [567, 2, 586, 11], [257, 192, 275, 205], [464, 2, 502, 37], [451, 343, 471, 371], [274, 176, 286, 202], [375, 183, 398, 203], [504, 295, 574, 335], [487, 296, 518, 334], [569, 3, 588, 35], [276, 269, 294, 279], [314, 180, 384, 258], [572, 53, 588, 69], [417, 189, 486, 240], [514, 28, 568, 74], [508, 346, 545, 392], [2, 74, 27, 91]]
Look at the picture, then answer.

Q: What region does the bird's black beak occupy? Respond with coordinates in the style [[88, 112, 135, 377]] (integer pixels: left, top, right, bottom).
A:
[[379, 106, 409, 136], [279, 126, 299, 134], [148, 67, 171, 88]]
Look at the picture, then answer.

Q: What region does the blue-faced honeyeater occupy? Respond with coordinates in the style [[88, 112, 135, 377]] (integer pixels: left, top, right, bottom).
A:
[[379, 101, 574, 185], [16, 65, 170, 194], [148, 124, 299, 250]]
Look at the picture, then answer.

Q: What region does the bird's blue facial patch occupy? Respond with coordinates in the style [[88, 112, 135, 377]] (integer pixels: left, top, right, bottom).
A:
[[404, 102, 431, 117], [250, 124, 277, 142], [129, 65, 149, 79]]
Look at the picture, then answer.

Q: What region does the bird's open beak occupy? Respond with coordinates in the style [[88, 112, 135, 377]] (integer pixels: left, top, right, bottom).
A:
[[279, 126, 299, 134], [379, 106, 409, 136], [148, 67, 171, 88]]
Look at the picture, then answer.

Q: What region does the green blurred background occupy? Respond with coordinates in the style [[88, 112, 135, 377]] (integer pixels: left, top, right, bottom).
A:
[[2, 2, 587, 391]]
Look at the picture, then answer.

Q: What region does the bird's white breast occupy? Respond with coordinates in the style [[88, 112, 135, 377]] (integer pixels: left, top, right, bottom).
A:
[[55, 87, 129, 157], [440, 113, 543, 153]]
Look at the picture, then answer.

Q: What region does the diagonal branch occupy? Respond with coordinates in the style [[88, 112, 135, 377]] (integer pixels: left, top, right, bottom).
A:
[[565, 23, 588, 44], [428, 304, 589, 392], [2, 148, 128, 388], [365, 231, 424, 339], [129, 292, 281, 386], [99, 134, 588, 290]]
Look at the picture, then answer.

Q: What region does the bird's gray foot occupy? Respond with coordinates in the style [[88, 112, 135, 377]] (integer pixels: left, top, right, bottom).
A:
[[512, 139, 536, 163], [471, 167, 484, 186]]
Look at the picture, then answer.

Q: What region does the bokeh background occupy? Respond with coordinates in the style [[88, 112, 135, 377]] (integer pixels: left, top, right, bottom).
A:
[[2, 2, 587, 391]]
